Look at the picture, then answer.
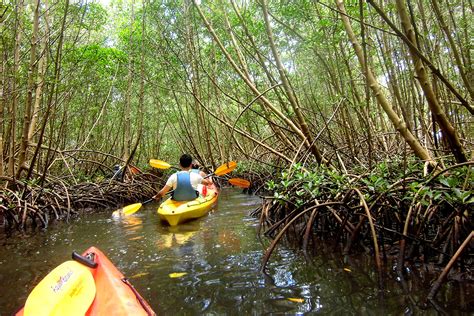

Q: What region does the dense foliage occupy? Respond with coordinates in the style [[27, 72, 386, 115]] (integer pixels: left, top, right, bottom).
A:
[[0, 0, 471, 181]]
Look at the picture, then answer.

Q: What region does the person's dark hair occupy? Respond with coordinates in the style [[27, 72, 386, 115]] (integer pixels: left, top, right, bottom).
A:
[[179, 154, 193, 168], [192, 160, 200, 169]]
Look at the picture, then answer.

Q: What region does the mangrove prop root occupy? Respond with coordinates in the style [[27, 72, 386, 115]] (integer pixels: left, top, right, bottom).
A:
[[260, 202, 345, 272], [254, 165, 473, 296], [302, 209, 319, 252], [1, 173, 161, 232], [427, 231, 473, 301]]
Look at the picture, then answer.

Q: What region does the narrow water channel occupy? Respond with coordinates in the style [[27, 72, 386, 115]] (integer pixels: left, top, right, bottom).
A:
[[0, 188, 469, 314]]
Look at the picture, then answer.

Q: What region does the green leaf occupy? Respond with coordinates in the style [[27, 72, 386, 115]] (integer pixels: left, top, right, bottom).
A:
[[464, 196, 474, 204], [461, 191, 473, 203], [453, 188, 462, 200], [439, 178, 450, 187]]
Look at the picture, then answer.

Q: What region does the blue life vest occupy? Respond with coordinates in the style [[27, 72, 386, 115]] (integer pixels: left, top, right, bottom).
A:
[[172, 171, 199, 201]]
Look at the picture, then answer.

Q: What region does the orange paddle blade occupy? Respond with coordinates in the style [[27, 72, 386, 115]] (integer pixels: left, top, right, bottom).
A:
[[228, 178, 251, 188], [214, 161, 237, 176], [149, 159, 172, 169]]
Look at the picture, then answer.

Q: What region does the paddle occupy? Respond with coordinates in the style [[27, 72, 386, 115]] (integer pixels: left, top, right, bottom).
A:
[[112, 160, 239, 217], [210, 161, 237, 177], [112, 199, 154, 217], [149, 159, 237, 178], [149, 159, 177, 170], [23, 261, 96, 316], [113, 178, 248, 216], [149, 159, 245, 186], [228, 178, 251, 188]]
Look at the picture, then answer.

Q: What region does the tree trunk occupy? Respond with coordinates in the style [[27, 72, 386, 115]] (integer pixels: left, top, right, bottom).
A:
[[184, 0, 215, 167], [395, 0, 467, 163], [430, 0, 473, 100], [335, 0, 436, 167], [366, 0, 472, 116], [260, 0, 323, 164], [0, 28, 6, 177], [193, 1, 311, 162], [123, 0, 135, 162], [137, 0, 145, 151], [27, 0, 69, 181], [8, 0, 25, 178], [17, 0, 41, 177], [28, 2, 49, 142], [228, 1, 298, 153]]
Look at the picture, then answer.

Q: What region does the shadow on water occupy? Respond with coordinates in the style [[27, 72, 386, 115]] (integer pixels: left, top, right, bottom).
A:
[[0, 188, 471, 314]]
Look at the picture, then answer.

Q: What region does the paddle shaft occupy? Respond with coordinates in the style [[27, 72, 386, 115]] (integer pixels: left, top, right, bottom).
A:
[[142, 198, 154, 205]]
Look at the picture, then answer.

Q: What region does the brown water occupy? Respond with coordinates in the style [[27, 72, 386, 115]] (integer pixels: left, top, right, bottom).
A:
[[0, 188, 471, 315]]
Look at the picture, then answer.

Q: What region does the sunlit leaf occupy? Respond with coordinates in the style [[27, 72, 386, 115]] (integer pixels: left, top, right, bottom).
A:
[[169, 272, 187, 278], [344, 268, 351, 272], [464, 195, 474, 204], [130, 272, 149, 279], [288, 298, 304, 303], [453, 188, 462, 199]]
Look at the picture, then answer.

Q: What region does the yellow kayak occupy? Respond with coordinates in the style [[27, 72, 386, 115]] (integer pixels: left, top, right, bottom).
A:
[[158, 184, 218, 226]]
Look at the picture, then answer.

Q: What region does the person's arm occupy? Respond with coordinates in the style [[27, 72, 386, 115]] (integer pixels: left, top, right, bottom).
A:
[[199, 171, 213, 185], [154, 174, 176, 200], [153, 185, 171, 200]]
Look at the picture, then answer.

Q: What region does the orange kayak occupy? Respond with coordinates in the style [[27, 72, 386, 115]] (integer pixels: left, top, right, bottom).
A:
[[16, 246, 155, 316]]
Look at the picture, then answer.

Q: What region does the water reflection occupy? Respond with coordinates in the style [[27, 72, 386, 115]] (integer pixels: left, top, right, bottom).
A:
[[124, 215, 143, 228], [217, 230, 242, 253], [156, 223, 200, 249]]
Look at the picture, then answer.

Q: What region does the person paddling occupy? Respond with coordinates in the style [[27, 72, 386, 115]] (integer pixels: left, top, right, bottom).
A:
[[191, 160, 213, 181], [191, 160, 203, 176], [153, 154, 211, 201]]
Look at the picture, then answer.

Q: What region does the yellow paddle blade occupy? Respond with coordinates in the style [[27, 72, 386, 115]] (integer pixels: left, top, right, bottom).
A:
[[288, 298, 305, 303], [122, 203, 143, 215], [228, 178, 251, 188], [149, 159, 172, 169], [112, 202, 143, 217], [24, 261, 96, 316], [214, 161, 237, 176], [169, 272, 187, 278]]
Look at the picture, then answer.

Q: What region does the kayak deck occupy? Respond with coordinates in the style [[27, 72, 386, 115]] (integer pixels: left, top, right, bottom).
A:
[[16, 247, 155, 316], [85, 247, 154, 315], [157, 184, 218, 226]]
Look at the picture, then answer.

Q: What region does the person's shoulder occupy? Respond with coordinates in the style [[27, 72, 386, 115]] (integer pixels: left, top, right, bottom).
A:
[[166, 173, 177, 182], [190, 172, 203, 179]]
